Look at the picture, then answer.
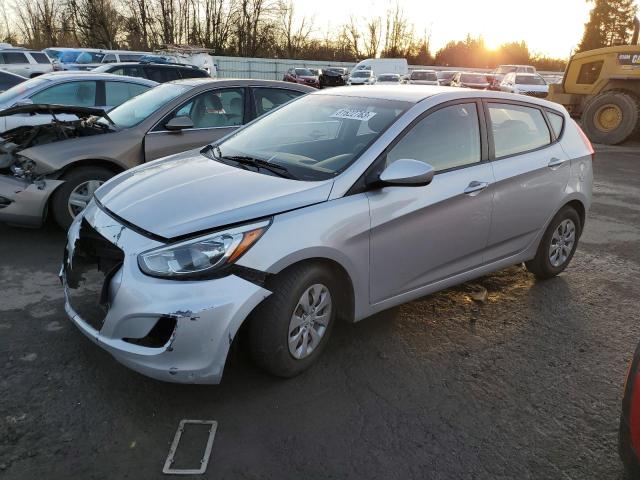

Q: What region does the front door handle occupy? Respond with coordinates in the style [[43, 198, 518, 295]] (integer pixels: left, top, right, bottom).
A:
[[464, 181, 489, 195], [548, 157, 566, 169]]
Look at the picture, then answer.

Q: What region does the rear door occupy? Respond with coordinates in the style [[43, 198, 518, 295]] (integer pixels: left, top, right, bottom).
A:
[[144, 87, 246, 161], [483, 100, 570, 262], [367, 101, 494, 303], [143, 66, 181, 83], [1, 51, 30, 77]]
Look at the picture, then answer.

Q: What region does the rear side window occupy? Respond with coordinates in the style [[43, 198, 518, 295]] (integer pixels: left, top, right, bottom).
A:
[[387, 103, 481, 172], [253, 87, 303, 116], [488, 103, 551, 158], [547, 111, 564, 137], [179, 68, 208, 79], [2, 52, 28, 64], [31, 81, 97, 107], [105, 81, 150, 106], [119, 54, 143, 62], [144, 66, 180, 83], [29, 52, 51, 64], [577, 61, 603, 85], [102, 54, 117, 63]]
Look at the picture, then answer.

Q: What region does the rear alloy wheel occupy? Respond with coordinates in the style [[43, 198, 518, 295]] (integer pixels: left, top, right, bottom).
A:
[[51, 166, 113, 229], [247, 264, 337, 378], [525, 206, 581, 280], [581, 90, 640, 145]]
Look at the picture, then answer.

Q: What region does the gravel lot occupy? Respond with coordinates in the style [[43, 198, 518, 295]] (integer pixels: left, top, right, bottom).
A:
[[1, 144, 638, 479]]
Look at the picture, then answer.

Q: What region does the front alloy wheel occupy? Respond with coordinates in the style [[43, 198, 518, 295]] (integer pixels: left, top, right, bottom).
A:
[[288, 284, 332, 359]]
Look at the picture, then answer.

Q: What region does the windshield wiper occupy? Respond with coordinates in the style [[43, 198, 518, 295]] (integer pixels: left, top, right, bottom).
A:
[[222, 155, 297, 180]]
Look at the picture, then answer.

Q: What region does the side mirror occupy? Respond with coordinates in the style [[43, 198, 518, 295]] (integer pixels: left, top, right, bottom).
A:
[[378, 159, 435, 187], [165, 115, 194, 131], [14, 98, 34, 107]]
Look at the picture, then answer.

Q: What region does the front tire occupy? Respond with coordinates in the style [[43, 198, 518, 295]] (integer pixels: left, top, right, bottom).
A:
[[247, 264, 338, 378], [51, 166, 113, 229], [525, 206, 581, 280]]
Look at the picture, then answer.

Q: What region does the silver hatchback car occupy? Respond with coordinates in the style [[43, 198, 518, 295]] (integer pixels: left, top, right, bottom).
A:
[[61, 86, 593, 384]]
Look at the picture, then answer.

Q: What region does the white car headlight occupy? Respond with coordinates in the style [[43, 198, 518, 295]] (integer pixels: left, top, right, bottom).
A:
[[138, 220, 270, 279]]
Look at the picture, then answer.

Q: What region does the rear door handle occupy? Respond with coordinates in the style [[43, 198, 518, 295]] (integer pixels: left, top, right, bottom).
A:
[[464, 181, 489, 195], [548, 157, 566, 169]]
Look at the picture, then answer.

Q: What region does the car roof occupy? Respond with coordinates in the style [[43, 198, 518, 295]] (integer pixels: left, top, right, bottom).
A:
[[100, 62, 196, 68], [0, 49, 46, 53], [412, 69, 436, 73], [33, 71, 157, 85], [165, 78, 315, 91], [313, 85, 563, 110]]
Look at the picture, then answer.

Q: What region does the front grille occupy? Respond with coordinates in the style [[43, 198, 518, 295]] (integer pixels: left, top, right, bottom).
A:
[[523, 91, 548, 98], [65, 219, 124, 331]]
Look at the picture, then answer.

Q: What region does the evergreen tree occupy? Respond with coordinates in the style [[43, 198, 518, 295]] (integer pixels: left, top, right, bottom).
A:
[[578, 0, 638, 52]]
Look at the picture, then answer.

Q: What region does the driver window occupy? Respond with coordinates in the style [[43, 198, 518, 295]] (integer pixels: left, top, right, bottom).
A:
[[386, 103, 481, 172], [165, 88, 245, 130]]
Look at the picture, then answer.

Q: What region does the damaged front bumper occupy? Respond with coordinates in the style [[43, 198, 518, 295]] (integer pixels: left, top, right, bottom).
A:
[[0, 173, 63, 227], [60, 200, 272, 384]]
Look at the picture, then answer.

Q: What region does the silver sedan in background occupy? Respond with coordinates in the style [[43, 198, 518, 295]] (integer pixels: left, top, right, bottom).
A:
[[61, 86, 594, 384]]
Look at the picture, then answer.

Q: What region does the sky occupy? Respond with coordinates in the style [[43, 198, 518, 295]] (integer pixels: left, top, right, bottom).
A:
[[296, 0, 640, 58]]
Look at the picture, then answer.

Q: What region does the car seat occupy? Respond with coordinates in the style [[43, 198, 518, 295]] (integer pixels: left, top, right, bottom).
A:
[[193, 94, 226, 128]]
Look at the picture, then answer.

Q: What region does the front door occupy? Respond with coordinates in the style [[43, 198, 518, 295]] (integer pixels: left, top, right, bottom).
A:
[[144, 87, 245, 161], [367, 101, 494, 304]]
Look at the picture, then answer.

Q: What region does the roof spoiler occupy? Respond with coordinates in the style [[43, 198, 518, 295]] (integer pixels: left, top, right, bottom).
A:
[[633, 17, 639, 45]]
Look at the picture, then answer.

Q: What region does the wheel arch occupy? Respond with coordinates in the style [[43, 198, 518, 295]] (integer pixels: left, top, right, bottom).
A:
[[266, 257, 356, 324], [56, 158, 126, 177]]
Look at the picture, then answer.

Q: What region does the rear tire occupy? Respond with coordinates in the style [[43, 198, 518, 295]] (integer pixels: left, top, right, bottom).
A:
[[51, 166, 113, 230], [247, 263, 338, 378], [525, 206, 581, 280], [581, 90, 640, 145]]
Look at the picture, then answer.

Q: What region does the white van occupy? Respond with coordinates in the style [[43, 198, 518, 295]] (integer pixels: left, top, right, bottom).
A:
[[350, 58, 408, 77]]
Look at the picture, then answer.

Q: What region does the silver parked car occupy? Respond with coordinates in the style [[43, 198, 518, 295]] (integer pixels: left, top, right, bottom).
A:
[[61, 86, 594, 384], [0, 72, 157, 132], [0, 49, 53, 78], [0, 79, 313, 228]]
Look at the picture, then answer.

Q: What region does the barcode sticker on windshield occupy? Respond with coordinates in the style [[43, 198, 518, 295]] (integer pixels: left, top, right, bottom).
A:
[[330, 109, 377, 121]]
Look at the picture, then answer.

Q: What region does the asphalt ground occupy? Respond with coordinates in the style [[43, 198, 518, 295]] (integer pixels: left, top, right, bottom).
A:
[[1, 144, 639, 479]]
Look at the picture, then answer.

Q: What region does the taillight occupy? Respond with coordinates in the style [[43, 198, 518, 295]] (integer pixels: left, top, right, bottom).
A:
[[574, 119, 595, 161]]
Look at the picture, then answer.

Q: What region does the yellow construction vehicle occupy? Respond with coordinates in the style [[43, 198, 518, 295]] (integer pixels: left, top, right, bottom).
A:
[[548, 18, 640, 144]]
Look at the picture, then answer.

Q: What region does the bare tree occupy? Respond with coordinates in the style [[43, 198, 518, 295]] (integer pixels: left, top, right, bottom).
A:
[[363, 15, 381, 58], [13, 0, 62, 48], [341, 15, 360, 59], [382, 2, 414, 58], [277, 0, 313, 58]]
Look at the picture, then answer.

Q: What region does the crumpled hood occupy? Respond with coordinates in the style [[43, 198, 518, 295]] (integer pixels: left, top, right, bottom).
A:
[[95, 149, 334, 239], [0, 103, 109, 120]]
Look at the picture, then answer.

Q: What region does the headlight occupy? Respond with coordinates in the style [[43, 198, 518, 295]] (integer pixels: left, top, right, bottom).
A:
[[138, 220, 270, 279]]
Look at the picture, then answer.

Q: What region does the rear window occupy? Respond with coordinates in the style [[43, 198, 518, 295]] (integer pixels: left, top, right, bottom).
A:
[[488, 103, 551, 158], [1, 52, 28, 64], [515, 75, 546, 85], [119, 54, 144, 61], [144, 66, 180, 83], [411, 71, 437, 81], [461, 73, 487, 83], [29, 52, 51, 64]]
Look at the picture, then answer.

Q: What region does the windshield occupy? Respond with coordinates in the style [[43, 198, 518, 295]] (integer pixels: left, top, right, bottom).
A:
[[461, 74, 487, 83], [211, 94, 410, 181], [516, 75, 546, 85], [352, 71, 372, 78], [411, 71, 437, 81], [0, 76, 49, 105], [101, 83, 190, 128], [295, 68, 314, 76], [378, 74, 399, 82]]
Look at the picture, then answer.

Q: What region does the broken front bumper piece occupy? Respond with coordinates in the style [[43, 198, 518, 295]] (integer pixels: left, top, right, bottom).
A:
[[61, 200, 272, 384], [0, 174, 63, 227]]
